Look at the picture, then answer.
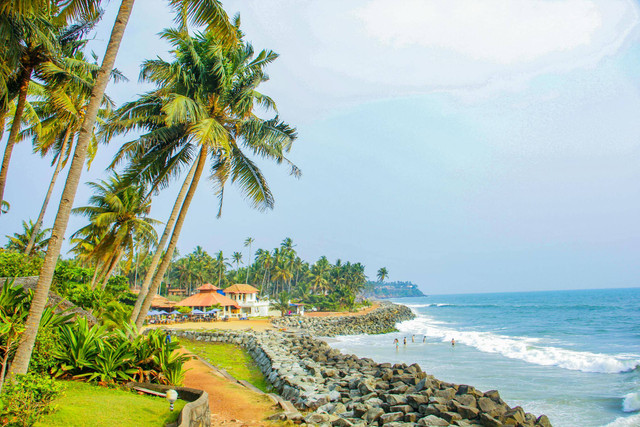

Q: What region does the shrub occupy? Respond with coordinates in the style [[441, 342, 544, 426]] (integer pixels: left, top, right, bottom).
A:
[[0, 252, 42, 278], [0, 373, 62, 427]]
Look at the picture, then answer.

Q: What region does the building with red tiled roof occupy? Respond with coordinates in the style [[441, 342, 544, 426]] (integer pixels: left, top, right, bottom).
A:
[[223, 284, 269, 317], [177, 283, 239, 314]]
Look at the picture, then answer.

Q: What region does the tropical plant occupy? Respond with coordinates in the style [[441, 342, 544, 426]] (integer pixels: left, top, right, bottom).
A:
[[0, 372, 63, 427], [243, 236, 254, 284], [4, 220, 51, 255], [377, 267, 388, 282], [116, 21, 299, 329], [272, 291, 292, 317]]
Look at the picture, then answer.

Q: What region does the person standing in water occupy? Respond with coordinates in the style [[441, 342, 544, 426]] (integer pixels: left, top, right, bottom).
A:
[[403, 337, 407, 345], [451, 338, 456, 346], [423, 336, 426, 343]]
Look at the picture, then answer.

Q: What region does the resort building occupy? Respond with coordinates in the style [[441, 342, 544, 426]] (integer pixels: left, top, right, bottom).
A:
[[176, 283, 240, 315], [223, 284, 270, 317]]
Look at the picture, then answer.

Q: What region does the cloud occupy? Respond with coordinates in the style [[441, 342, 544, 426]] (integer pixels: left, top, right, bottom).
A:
[[356, 0, 605, 65]]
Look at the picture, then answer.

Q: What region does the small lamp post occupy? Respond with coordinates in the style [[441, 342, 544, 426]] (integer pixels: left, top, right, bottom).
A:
[[166, 389, 178, 411]]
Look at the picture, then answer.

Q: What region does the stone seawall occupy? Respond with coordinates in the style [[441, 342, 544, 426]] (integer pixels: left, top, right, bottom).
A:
[[271, 302, 416, 336], [171, 328, 551, 426]]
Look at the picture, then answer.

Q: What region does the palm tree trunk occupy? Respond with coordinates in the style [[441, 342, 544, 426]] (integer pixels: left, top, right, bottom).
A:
[[24, 128, 72, 255], [89, 261, 101, 288], [7, 0, 136, 377], [0, 110, 6, 145], [129, 160, 197, 323], [135, 145, 208, 330], [0, 65, 32, 207], [100, 250, 123, 290]]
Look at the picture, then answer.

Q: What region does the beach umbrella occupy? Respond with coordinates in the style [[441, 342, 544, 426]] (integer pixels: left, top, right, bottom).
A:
[[191, 309, 204, 314], [205, 308, 220, 314], [156, 310, 168, 315], [146, 310, 158, 316], [170, 310, 181, 315]]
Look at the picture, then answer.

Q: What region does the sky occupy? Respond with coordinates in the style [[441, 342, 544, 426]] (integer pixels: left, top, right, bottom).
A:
[[3, 0, 640, 294]]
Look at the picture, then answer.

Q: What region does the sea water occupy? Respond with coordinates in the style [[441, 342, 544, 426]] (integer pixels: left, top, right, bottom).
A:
[[327, 288, 640, 426]]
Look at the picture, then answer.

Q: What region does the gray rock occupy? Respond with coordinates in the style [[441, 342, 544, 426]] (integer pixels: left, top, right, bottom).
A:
[[380, 412, 405, 424], [417, 415, 450, 426]]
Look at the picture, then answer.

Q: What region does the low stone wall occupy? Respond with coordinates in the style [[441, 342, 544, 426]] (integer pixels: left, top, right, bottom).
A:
[[125, 382, 210, 427], [170, 329, 552, 426], [271, 301, 416, 336]]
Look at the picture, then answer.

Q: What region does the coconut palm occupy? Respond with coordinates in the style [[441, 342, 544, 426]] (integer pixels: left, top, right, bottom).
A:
[[243, 236, 254, 284], [21, 52, 120, 255], [231, 251, 242, 273], [71, 173, 159, 289], [107, 24, 299, 329], [9, 0, 237, 378], [4, 219, 51, 255], [0, 4, 102, 206], [377, 267, 389, 283]]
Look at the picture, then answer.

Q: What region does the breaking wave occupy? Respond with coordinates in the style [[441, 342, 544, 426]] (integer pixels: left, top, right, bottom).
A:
[[397, 315, 640, 374]]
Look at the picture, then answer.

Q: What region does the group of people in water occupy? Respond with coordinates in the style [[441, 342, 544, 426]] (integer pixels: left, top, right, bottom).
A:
[[393, 335, 456, 348]]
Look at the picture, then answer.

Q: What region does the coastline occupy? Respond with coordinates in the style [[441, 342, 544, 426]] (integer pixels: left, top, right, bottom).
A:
[[170, 302, 552, 426]]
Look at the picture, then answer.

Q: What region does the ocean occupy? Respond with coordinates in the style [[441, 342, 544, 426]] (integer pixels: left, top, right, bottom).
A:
[[327, 288, 640, 427]]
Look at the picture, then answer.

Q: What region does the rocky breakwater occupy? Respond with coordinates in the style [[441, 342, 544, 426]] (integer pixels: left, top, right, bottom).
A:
[[170, 329, 551, 426], [271, 302, 416, 336]]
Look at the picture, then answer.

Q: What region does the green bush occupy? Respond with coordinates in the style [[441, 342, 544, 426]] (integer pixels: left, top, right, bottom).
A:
[[0, 373, 62, 427], [0, 252, 42, 278]]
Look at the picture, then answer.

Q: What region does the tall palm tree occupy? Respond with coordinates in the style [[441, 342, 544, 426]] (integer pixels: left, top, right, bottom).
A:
[[243, 236, 253, 284], [377, 267, 389, 283], [231, 251, 242, 275], [22, 52, 119, 254], [9, 0, 237, 377], [113, 25, 299, 329], [0, 4, 102, 206], [4, 219, 51, 255]]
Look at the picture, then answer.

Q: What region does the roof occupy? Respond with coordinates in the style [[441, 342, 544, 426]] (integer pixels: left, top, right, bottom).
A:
[[197, 283, 221, 292], [177, 291, 240, 308], [150, 294, 176, 309], [224, 284, 259, 294]]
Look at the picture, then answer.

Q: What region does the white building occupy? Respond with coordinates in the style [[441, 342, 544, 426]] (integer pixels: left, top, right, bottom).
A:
[[224, 284, 270, 317]]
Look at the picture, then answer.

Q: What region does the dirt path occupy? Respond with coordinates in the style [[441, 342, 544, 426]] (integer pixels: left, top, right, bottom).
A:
[[180, 349, 280, 426]]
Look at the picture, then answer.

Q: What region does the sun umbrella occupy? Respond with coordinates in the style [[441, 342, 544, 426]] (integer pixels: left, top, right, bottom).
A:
[[156, 310, 168, 315], [146, 310, 158, 316], [205, 308, 220, 314], [170, 310, 181, 315], [191, 309, 205, 314]]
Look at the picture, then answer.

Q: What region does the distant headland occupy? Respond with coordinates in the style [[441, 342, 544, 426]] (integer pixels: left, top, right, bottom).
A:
[[361, 281, 426, 299]]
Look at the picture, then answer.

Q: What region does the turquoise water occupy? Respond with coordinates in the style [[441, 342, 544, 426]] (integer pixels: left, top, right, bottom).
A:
[[328, 288, 640, 426]]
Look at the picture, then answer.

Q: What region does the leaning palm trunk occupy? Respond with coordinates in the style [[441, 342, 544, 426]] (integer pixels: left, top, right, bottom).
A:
[[0, 66, 32, 207], [100, 250, 123, 290], [8, 0, 136, 378], [89, 261, 101, 288], [25, 128, 72, 254], [129, 161, 197, 323], [135, 145, 207, 330]]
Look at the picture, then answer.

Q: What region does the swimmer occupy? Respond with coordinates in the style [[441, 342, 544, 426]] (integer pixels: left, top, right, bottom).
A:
[[412, 335, 415, 342], [423, 336, 426, 343], [451, 338, 455, 346], [403, 337, 407, 345], [393, 338, 399, 345]]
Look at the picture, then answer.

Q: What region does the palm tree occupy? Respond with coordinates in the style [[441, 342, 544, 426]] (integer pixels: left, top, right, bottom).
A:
[[71, 173, 159, 289], [243, 236, 253, 284], [231, 251, 242, 276], [22, 51, 120, 255], [115, 25, 299, 329], [4, 219, 51, 255], [377, 267, 389, 282], [9, 0, 237, 377], [0, 4, 102, 206]]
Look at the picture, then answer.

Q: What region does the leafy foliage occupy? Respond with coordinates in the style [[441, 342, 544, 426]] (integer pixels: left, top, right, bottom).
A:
[[0, 251, 43, 278], [0, 373, 62, 427]]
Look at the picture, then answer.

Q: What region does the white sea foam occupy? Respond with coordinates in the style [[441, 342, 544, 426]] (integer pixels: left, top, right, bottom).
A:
[[623, 392, 640, 412], [397, 315, 640, 374], [603, 413, 640, 427], [405, 303, 451, 308]]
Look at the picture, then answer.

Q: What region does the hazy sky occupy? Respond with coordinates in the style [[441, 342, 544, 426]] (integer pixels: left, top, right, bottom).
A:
[[3, 0, 640, 294]]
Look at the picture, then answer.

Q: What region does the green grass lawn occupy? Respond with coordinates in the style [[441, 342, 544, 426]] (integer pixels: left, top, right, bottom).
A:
[[179, 338, 274, 393], [36, 381, 187, 427]]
